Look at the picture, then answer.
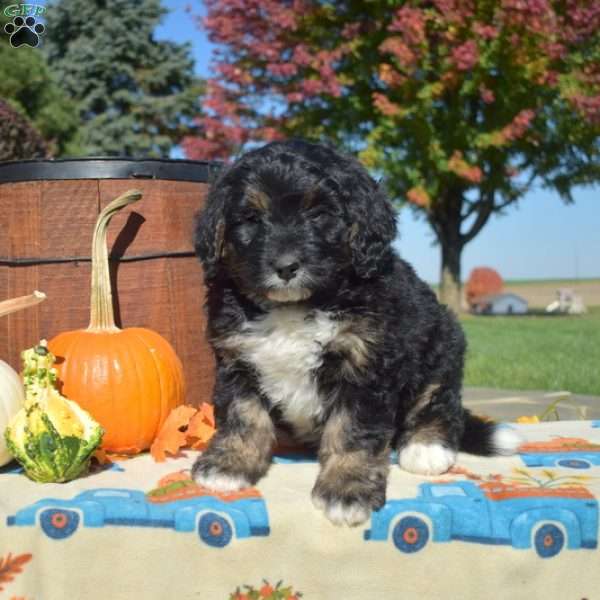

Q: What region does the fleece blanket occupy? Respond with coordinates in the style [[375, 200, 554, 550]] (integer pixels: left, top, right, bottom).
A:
[[1, 420, 599, 600]]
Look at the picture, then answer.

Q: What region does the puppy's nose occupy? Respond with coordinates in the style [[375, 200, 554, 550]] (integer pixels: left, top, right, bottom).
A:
[[275, 258, 300, 282]]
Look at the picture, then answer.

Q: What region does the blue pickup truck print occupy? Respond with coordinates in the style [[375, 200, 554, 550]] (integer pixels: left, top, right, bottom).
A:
[[518, 437, 600, 470], [520, 452, 600, 470], [364, 480, 598, 558], [7, 486, 270, 548]]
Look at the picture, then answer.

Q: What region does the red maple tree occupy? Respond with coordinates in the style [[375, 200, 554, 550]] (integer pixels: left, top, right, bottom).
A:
[[466, 267, 504, 306], [186, 1, 600, 311]]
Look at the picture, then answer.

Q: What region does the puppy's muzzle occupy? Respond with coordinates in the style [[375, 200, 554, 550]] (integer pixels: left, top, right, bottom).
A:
[[273, 256, 300, 282]]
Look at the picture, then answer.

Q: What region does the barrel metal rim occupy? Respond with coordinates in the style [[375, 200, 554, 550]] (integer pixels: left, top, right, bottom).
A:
[[0, 157, 222, 184]]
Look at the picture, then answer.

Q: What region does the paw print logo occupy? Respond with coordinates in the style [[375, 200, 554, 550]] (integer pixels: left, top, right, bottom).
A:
[[4, 16, 45, 48]]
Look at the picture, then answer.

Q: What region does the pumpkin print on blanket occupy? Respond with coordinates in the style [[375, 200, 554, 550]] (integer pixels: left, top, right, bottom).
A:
[[229, 580, 303, 599], [0, 553, 33, 594]]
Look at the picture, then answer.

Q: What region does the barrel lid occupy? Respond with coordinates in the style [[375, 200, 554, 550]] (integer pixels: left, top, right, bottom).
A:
[[0, 157, 222, 184]]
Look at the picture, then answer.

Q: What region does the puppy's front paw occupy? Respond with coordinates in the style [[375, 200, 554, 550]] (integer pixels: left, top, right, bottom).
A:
[[398, 442, 456, 475], [192, 455, 251, 493], [311, 473, 385, 527]]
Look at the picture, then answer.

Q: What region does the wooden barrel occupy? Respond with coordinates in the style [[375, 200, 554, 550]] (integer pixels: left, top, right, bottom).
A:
[[0, 158, 220, 407]]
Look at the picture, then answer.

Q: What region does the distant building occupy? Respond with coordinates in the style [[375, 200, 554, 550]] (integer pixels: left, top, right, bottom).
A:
[[471, 293, 529, 315], [546, 288, 587, 315]]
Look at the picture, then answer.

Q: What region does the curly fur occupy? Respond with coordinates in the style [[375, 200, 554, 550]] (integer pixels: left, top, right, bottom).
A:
[[192, 139, 521, 526]]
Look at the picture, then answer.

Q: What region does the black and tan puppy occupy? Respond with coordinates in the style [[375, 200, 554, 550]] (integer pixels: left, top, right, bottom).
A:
[[191, 139, 521, 526]]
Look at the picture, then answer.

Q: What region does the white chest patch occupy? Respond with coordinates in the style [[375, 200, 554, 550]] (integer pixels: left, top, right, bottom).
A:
[[221, 307, 341, 437]]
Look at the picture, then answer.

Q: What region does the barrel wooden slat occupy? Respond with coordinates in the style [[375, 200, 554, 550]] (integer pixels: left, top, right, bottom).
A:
[[3, 262, 91, 369], [1, 181, 100, 260], [0, 183, 9, 258], [99, 179, 199, 256], [110, 258, 173, 333], [5, 264, 42, 366], [2, 181, 43, 366], [166, 257, 214, 406], [5, 182, 42, 259], [40, 180, 99, 259], [42, 262, 92, 333], [0, 159, 216, 407]]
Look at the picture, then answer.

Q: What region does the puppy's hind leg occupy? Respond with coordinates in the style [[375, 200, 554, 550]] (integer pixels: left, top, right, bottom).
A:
[[192, 396, 276, 492], [396, 384, 463, 476]]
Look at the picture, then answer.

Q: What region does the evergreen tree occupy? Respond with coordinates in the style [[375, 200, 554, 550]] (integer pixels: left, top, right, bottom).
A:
[[44, 0, 203, 157], [0, 13, 81, 157]]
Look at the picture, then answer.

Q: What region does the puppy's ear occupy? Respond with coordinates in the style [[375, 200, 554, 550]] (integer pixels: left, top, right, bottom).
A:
[[346, 179, 396, 278], [194, 185, 227, 280]]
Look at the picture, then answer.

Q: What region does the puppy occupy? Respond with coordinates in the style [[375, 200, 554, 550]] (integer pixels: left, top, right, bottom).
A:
[[191, 139, 521, 526]]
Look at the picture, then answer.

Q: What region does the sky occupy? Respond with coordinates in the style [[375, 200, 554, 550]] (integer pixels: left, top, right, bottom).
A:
[[159, 1, 600, 284]]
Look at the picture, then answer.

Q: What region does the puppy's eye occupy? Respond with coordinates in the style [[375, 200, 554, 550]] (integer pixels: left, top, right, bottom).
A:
[[308, 208, 333, 223], [236, 213, 261, 226]]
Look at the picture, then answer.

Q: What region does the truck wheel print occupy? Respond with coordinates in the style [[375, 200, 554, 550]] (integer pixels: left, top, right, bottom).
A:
[[534, 523, 565, 558], [198, 512, 233, 547], [39, 508, 80, 539], [556, 458, 591, 470], [392, 516, 430, 553]]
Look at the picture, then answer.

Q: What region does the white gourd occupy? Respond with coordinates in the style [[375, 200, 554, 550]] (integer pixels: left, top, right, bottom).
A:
[[0, 291, 47, 466], [0, 360, 25, 466]]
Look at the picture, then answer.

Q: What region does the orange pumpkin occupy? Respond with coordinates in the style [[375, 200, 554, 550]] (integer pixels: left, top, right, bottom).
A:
[[49, 190, 185, 454]]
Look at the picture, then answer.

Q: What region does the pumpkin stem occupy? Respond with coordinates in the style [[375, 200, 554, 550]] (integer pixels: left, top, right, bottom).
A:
[[88, 190, 143, 332], [0, 290, 46, 318]]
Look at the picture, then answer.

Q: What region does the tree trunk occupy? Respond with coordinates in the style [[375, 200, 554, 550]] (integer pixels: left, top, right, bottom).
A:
[[430, 187, 497, 314], [433, 189, 464, 314], [439, 240, 463, 314]]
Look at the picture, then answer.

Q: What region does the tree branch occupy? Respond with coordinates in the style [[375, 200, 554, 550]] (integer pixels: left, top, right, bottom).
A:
[[461, 199, 479, 221], [426, 213, 442, 239], [461, 190, 494, 244]]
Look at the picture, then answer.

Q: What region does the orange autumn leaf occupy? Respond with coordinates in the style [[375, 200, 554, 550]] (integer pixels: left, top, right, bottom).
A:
[[187, 403, 216, 450], [150, 405, 198, 462], [199, 401, 215, 428], [188, 427, 215, 450], [92, 448, 111, 465], [94, 448, 140, 465]]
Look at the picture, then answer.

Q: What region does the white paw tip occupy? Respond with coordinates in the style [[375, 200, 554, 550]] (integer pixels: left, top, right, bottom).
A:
[[321, 501, 371, 527], [398, 442, 456, 476], [193, 469, 250, 492], [492, 426, 525, 456], [311, 493, 326, 511]]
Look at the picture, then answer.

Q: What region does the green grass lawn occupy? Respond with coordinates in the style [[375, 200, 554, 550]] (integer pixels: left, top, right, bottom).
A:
[[429, 277, 600, 289], [461, 306, 600, 396], [503, 277, 600, 286]]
